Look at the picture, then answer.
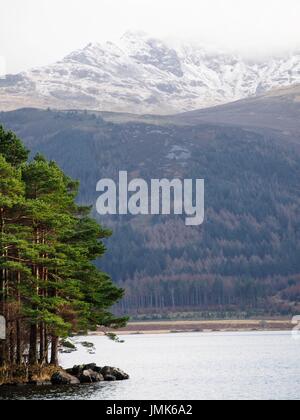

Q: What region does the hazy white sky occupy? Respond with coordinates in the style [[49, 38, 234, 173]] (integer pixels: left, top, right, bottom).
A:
[[1, 0, 300, 74]]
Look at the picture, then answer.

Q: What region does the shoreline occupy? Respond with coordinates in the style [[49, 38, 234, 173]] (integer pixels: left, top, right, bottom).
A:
[[93, 319, 293, 336], [0, 364, 129, 387]]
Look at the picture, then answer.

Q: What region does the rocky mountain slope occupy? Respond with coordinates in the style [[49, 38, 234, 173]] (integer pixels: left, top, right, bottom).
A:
[[0, 32, 300, 114]]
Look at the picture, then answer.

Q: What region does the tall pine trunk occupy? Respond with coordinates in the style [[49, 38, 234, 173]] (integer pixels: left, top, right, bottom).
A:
[[50, 335, 59, 366], [29, 228, 40, 366], [39, 322, 47, 365], [29, 324, 38, 365], [16, 319, 22, 365]]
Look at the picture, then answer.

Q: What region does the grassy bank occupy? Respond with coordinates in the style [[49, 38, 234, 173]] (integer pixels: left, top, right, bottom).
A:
[[0, 365, 60, 386]]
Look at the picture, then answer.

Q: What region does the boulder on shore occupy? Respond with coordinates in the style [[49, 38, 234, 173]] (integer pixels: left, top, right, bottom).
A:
[[79, 369, 104, 383], [51, 371, 80, 386], [101, 366, 130, 381], [62, 364, 129, 384]]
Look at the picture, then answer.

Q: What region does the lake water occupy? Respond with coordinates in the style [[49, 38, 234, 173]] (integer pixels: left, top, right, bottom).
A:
[[1, 331, 299, 400]]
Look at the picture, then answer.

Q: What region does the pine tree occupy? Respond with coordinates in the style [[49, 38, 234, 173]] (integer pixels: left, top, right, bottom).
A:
[[0, 154, 27, 365], [0, 127, 127, 369], [0, 126, 29, 167]]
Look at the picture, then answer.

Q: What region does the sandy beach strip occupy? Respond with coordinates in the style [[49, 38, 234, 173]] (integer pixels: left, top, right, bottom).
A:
[[90, 319, 293, 336]]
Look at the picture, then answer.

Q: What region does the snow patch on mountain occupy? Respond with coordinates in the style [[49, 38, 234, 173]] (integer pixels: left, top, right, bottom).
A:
[[0, 32, 299, 114]]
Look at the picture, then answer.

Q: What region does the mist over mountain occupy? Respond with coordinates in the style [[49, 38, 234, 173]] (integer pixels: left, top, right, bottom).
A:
[[0, 32, 300, 114], [1, 85, 300, 316]]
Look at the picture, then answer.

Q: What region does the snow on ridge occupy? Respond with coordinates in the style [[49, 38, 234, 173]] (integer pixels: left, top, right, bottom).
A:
[[0, 32, 300, 114]]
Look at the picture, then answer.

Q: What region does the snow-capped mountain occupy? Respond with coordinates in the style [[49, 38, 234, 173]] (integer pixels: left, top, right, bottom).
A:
[[0, 31, 300, 114]]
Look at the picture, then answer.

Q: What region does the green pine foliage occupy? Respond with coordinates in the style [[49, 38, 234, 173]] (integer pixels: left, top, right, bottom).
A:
[[0, 126, 127, 367]]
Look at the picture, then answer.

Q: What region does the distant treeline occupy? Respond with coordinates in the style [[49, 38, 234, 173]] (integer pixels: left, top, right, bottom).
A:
[[116, 275, 299, 316]]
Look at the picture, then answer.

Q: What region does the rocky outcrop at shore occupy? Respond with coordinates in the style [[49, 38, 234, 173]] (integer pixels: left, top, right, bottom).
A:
[[0, 364, 129, 387], [51, 371, 81, 386], [52, 364, 129, 385]]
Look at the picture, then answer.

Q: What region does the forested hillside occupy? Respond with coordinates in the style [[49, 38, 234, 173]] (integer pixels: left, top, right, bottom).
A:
[[1, 107, 300, 317]]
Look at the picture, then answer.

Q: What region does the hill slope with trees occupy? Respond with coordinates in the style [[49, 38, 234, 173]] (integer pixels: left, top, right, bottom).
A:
[[1, 107, 300, 317]]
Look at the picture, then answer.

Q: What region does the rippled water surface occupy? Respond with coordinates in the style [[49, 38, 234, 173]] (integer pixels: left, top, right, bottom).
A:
[[1, 331, 299, 400]]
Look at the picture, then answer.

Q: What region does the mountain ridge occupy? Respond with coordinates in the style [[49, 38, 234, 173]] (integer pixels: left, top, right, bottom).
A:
[[1, 32, 300, 114]]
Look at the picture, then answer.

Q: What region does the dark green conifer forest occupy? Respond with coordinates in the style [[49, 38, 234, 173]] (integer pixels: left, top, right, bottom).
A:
[[0, 126, 127, 368], [1, 108, 300, 318]]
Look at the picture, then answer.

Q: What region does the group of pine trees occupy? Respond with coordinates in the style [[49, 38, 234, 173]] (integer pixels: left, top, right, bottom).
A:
[[0, 126, 127, 368]]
